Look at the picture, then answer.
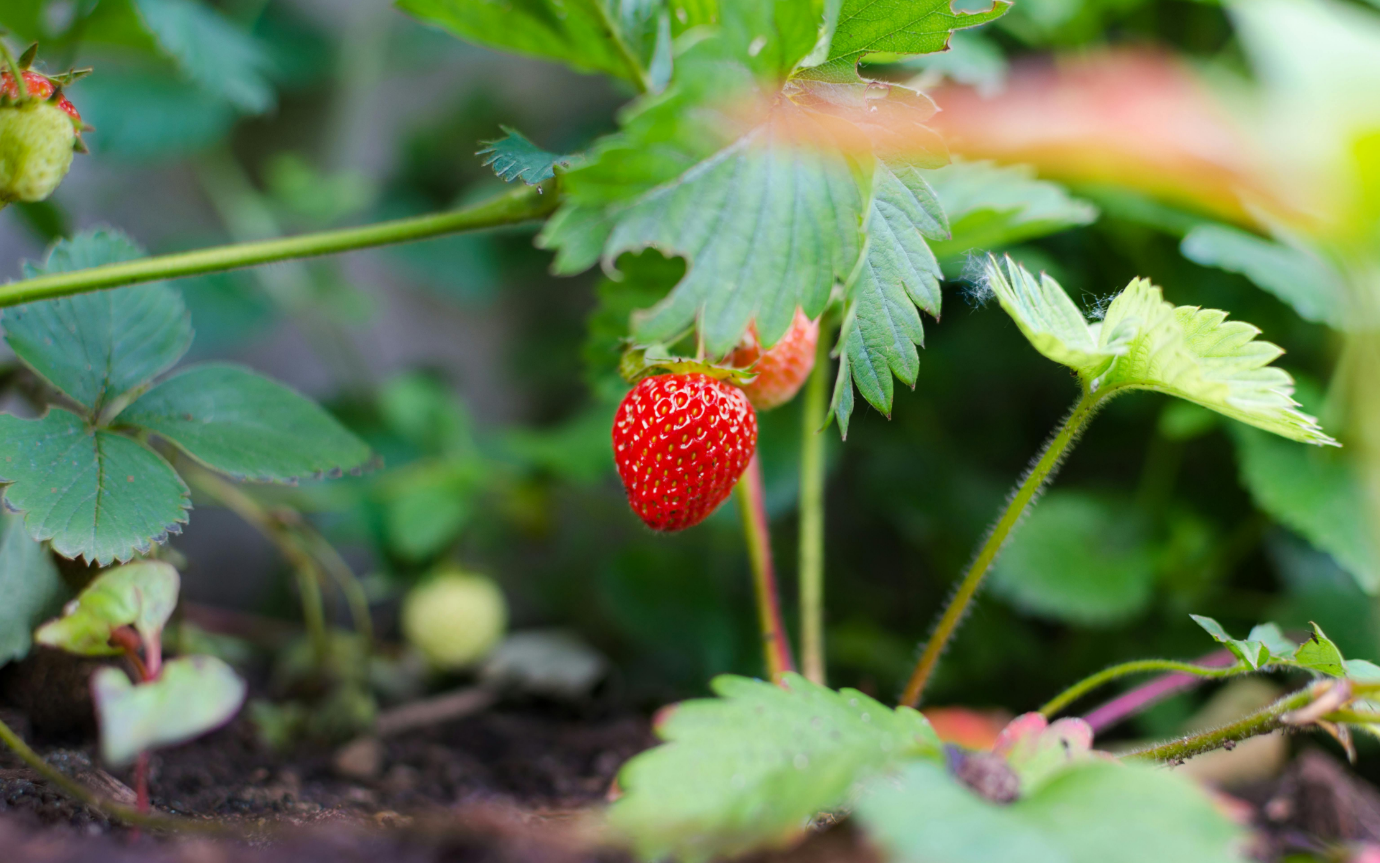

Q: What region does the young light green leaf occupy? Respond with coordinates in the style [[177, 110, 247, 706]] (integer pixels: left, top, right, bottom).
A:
[[7, 230, 192, 415], [1190, 615, 1272, 669], [0, 513, 68, 666], [991, 492, 1158, 625], [983, 257, 1337, 446], [132, 0, 276, 114], [35, 561, 180, 657], [981, 255, 1121, 377], [1180, 224, 1350, 331], [609, 672, 941, 862], [1293, 622, 1346, 676], [858, 760, 1248, 863], [612, 118, 863, 356], [1233, 425, 1379, 593], [796, 0, 1011, 84], [117, 363, 373, 483], [0, 410, 190, 565], [925, 161, 1097, 264], [1246, 622, 1298, 658], [477, 127, 573, 185], [93, 655, 246, 767]]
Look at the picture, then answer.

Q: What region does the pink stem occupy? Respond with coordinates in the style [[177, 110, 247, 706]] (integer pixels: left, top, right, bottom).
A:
[[1083, 649, 1236, 734]]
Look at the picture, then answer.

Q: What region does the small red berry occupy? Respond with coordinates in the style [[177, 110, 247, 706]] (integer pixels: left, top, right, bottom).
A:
[[729, 308, 819, 411], [612, 373, 757, 531]]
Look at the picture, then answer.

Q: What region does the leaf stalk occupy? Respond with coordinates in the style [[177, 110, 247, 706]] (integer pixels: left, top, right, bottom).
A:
[[737, 455, 797, 682], [798, 320, 832, 685], [901, 389, 1104, 707], [1040, 657, 1248, 718]]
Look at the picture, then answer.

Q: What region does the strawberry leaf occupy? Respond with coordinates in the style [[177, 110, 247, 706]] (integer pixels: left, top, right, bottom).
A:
[[858, 760, 1247, 863], [478, 126, 573, 185], [609, 672, 941, 862], [982, 256, 1337, 446], [1190, 614, 1273, 669], [0, 513, 68, 666], [6, 230, 193, 417], [926, 161, 1098, 263], [35, 561, 180, 658], [797, 0, 1012, 84], [0, 409, 189, 566], [116, 363, 373, 483], [93, 655, 246, 767], [131, 0, 275, 114]]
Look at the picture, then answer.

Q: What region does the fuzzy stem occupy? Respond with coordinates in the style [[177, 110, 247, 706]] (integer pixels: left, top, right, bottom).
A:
[[798, 326, 832, 685], [901, 390, 1104, 708], [1124, 685, 1318, 763], [0, 181, 556, 307], [1041, 657, 1247, 718], [1081, 649, 1238, 733], [737, 455, 797, 682]]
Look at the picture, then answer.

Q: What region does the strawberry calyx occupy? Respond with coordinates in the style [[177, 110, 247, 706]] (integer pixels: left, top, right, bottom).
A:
[[619, 343, 758, 387]]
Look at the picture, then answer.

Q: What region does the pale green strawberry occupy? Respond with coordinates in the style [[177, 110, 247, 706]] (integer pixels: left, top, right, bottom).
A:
[[0, 100, 77, 204]]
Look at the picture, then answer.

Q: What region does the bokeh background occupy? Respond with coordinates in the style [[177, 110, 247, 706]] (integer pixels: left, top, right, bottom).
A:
[[1, 0, 1377, 766]]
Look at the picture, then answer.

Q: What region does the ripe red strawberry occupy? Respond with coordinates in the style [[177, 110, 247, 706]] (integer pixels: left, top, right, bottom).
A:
[[729, 308, 819, 411], [0, 71, 81, 123], [613, 373, 757, 531]]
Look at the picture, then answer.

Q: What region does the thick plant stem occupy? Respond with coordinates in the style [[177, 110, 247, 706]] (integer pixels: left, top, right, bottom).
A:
[[1040, 658, 1247, 718], [901, 390, 1104, 708], [0, 181, 557, 307], [798, 328, 831, 685], [737, 455, 797, 682], [1125, 685, 1318, 763]]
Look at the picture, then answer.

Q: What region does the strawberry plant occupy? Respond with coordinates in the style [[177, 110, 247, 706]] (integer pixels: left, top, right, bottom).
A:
[[0, 0, 1374, 860]]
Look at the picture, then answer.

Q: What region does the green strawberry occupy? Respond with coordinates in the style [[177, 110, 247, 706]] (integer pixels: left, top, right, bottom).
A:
[[0, 99, 77, 204]]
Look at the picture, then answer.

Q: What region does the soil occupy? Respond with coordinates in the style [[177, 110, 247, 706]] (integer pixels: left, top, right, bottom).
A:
[[0, 659, 1377, 863]]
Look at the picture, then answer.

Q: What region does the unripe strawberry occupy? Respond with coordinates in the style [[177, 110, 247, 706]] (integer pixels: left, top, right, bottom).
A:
[[0, 100, 77, 204], [401, 567, 508, 669], [729, 309, 819, 411], [612, 373, 757, 531]]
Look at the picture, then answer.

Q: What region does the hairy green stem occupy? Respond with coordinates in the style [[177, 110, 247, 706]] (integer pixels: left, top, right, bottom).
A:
[[798, 324, 832, 685], [0, 40, 28, 101], [901, 390, 1104, 708], [737, 455, 797, 682], [1040, 659, 1249, 718], [0, 181, 556, 306], [1124, 686, 1317, 763]]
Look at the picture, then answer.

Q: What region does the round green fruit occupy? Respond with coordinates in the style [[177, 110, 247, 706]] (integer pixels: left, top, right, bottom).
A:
[[401, 569, 507, 670], [0, 101, 77, 204]]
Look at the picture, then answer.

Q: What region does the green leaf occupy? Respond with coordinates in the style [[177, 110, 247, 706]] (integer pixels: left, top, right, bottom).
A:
[[35, 561, 179, 657], [0, 410, 190, 565], [117, 363, 373, 483], [981, 255, 1122, 377], [93, 654, 246, 767], [991, 492, 1158, 625], [397, 0, 654, 84], [0, 513, 68, 666], [834, 160, 949, 422], [982, 256, 1337, 446], [609, 672, 941, 862], [797, 0, 1011, 84], [610, 116, 863, 356], [7, 230, 192, 415], [477, 126, 573, 185], [379, 459, 485, 561], [925, 161, 1097, 264], [132, 0, 276, 114], [1233, 425, 1379, 592], [1190, 614, 1272, 669], [1180, 224, 1350, 331], [858, 760, 1247, 863], [1293, 622, 1346, 676]]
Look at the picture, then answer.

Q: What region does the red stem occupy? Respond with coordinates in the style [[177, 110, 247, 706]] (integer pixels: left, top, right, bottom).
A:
[[737, 455, 797, 682], [134, 752, 150, 816]]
